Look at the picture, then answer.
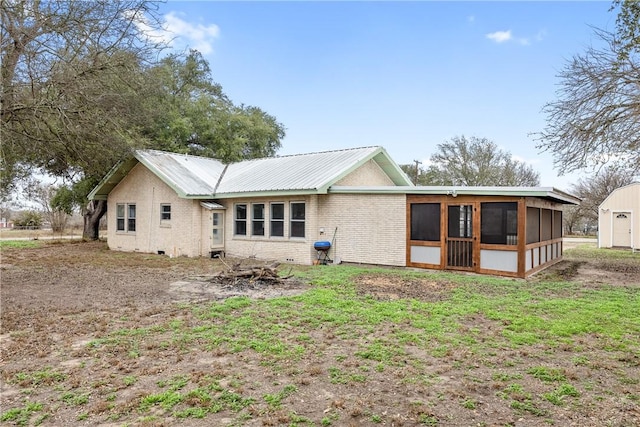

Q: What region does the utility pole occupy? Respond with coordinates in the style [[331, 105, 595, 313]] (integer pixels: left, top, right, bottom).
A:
[[413, 159, 422, 184]]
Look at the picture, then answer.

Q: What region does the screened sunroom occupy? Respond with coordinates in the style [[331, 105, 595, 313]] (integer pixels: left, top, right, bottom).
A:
[[406, 187, 580, 278]]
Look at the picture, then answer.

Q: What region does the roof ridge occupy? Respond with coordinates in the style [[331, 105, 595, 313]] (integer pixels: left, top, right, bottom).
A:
[[274, 146, 380, 159], [140, 146, 382, 165], [141, 149, 224, 163]]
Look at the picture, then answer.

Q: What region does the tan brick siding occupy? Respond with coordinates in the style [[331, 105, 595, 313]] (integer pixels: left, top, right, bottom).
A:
[[106, 161, 408, 266], [219, 195, 319, 264], [107, 164, 203, 257], [317, 193, 406, 266], [335, 159, 395, 186]]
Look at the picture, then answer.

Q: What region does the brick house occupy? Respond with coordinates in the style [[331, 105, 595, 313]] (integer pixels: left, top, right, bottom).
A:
[[89, 147, 579, 277]]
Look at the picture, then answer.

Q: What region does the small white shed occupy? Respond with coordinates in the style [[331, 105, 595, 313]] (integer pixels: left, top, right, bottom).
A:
[[598, 182, 640, 250]]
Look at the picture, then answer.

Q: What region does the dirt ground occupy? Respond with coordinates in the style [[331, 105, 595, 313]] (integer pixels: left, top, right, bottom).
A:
[[1, 241, 639, 426]]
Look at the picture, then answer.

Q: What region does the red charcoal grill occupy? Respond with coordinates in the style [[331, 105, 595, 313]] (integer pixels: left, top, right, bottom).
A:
[[314, 240, 332, 265]]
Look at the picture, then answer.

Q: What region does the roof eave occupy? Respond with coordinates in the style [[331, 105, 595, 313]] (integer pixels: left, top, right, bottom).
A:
[[88, 156, 138, 201]]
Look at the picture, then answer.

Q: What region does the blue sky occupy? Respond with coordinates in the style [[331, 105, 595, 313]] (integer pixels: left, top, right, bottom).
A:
[[152, 1, 617, 190]]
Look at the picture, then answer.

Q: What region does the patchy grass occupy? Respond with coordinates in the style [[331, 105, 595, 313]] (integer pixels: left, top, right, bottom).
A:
[[0, 240, 43, 249], [1, 242, 638, 426]]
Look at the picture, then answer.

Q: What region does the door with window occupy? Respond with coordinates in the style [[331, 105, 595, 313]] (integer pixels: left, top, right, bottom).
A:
[[446, 203, 477, 270], [612, 212, 632, 248], [211, 211, 224, 249]]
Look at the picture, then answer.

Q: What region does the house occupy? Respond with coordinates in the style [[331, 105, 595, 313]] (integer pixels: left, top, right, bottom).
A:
[[598, 182, 639, 250], [89, 147, 580, 278]]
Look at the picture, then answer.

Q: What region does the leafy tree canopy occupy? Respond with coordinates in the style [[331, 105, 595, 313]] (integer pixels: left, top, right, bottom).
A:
[[1, 1, 286, 238], [411, 136, 540, 187]]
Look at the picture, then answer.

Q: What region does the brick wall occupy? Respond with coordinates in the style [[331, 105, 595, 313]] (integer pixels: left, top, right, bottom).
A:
[[107, 164, 202, 257], [317, 193, 406, 266]]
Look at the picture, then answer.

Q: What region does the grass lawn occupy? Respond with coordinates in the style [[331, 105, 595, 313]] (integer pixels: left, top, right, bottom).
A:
[[1, 243, 638, 426]]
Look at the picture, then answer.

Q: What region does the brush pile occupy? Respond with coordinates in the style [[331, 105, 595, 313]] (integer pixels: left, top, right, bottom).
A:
[[208, 260, 292, 288]]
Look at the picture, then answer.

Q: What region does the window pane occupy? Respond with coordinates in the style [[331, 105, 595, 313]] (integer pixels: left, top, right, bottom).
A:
[[291, 203, 305, 220], [236, 204, 247, 220], [161, 204, 171, 220], [235, 220, 246, 236], [481, 202, 517, 245], [128, 204, 136, 232], [235, 204, 247, 235], [252, 220, 265, 236], [290, 202, 305, 238], [270, 221, 284, 237], [290, 221, 305, 238], [116, 204, 125, 231], [270, 203, 284, 237], [410, 203, 440, 241], [252, 204, 264, 220], [271, 203, 284, 220]]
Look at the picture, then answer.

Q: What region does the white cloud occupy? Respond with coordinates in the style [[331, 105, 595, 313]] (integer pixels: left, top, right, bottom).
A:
[[486, 28, 546, 46], [486, 30, 512, 43], [129, 10, 220, 55], [163, 12, 220, 55]]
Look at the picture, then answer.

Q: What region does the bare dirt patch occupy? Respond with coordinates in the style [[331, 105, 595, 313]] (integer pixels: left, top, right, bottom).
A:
[[1, 241, 639, 427]]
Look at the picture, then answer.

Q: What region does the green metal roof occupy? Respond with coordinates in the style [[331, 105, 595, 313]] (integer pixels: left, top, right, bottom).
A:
[[89, 146, 413, 200]]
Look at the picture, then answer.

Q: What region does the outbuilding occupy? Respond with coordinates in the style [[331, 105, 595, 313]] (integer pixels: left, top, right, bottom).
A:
[[89, 147, 580, 278], [598, 182, 640, 250]]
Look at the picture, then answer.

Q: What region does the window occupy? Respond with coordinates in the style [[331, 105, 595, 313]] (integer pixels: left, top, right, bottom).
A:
[[160, 204, 171, 220], [117, 203, 136, 232], [270, 203, 284, 237], [481, 202, 518, 245], [116, 204, 125, 231], [290, 202, 305, 238], [410, 203, 441, 241], [127, 204, 136, 232], [235, 204, 247, 236], [252, 203, 265, 236]]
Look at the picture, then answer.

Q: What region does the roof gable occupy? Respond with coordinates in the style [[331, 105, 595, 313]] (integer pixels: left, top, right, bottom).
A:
[[599, 182, 640, 208]]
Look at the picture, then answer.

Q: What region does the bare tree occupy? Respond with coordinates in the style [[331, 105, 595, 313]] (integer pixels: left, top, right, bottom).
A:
[[23, 179, 70, 232], [423, 136, 540, 186], [536, 2, 640, 175], [570, 166, 636, 223]]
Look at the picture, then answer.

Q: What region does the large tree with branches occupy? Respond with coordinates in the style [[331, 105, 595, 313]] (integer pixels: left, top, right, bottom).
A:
[[1, 1, 286, 239], [418, 136, 540, 186], [536, 0, 640, 175], [1, 0, 165, 238]]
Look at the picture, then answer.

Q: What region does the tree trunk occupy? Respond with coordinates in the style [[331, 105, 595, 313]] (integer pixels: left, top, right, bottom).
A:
[[83, 200, 107, 240]]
